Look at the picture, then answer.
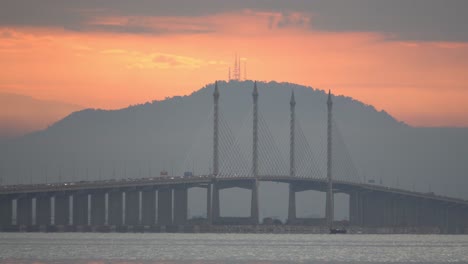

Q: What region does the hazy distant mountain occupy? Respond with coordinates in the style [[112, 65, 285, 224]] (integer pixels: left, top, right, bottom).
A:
[[1, 81, 467, 220], [0, 92, 82, 140]]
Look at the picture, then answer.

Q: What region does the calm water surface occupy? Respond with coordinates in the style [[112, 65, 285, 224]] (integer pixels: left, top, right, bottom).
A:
[[0, 233, 467, 263]]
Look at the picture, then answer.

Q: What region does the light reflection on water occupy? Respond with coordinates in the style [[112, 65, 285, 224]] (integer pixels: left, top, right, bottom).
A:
[[0, 233, 467, 263]]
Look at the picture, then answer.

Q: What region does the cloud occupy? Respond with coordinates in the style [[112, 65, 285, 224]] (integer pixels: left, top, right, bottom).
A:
[[0, 1, 467, 41], [152, 53, 204, 69], [116, 51, 205, 70], [275, 12, 310, 29]]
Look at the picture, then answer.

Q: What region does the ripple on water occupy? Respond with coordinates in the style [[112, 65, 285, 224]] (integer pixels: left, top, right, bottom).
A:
[[0, 233, 467, 263]]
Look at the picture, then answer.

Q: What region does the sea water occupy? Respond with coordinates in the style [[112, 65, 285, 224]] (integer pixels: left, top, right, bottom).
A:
[[0, 233, 467, 263]]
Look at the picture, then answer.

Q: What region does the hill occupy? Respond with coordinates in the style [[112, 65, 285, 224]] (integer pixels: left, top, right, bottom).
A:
[[1, 81, 467, 219], [0, 92, 82, 140]]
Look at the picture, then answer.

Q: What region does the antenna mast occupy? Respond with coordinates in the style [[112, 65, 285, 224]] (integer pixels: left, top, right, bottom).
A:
[[244, 61, 247, 80]]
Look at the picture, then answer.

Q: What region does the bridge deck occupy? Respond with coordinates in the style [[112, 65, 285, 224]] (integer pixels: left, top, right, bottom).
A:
[[1, 175, 467, 207]]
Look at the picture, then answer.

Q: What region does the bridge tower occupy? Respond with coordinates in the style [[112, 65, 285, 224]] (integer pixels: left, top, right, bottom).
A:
[[251, 81, 259, 224], [213, 81, 219, 177], [210, 81, 220, 224], [288, 91, 297, 224], [326, 90, 334, 229]]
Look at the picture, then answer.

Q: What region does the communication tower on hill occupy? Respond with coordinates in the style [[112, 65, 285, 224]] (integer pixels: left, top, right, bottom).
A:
[[228, 53, 246, 81]]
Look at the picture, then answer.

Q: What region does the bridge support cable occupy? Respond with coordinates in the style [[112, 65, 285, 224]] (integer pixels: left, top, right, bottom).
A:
[[257, 113, 288, 176], [295, 120, 325, 179], [331, 118, 362, 184], [180, 108, 213, 177], [218, 110, 252, 177]]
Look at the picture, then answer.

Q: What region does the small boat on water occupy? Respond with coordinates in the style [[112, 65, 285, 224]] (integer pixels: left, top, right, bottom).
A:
[[329, 228, 347, 234]]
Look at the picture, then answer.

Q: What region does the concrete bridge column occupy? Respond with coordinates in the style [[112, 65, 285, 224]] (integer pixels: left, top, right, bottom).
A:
[[206, 183, 212, 224], [362, 192, 379, 227], [17, 195, 33, 226], [36, 194, 51, 226], [360, 192, 367, 227], [141, 189, 156, 226], [349, 191, 361, 226], [108, 190, 123, 226], [392, 197, 402, 227], [54, 194, 70, 226], [383, 195, 394, 227], [251, 180, 259, 225], [406, 198, 418, 227], [375, 193, 387, 227], [361, 192, 370, 227], [125, 189, 140, 226], [367, 193, 379, 227], [157, 187, 173, 226], [287, 183, 296, 224], [424, 200, 439, 228], [389, 195, 398, 227], [212, 183, 220, 223], [173, 186, 188, 225], [357, 192, 364, 226], [463, 207, 468, 234], [73, 192, 89, 226], [463, 207, 468, 233], [446, 205, 465, 234], [0, 195, 13, 227], [91, 191, 106, 226], [435, 203, 446, 233], [416, 199, 427, 227], [451, 206, 463, 234]]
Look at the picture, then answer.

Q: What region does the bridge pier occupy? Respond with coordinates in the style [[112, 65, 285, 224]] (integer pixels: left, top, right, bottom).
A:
[[54, 194, 70, 226], [376, 193, 388, 227], [349, 191, 361, 226], [141, 189, 156, 226], [206, 183, 212, 224], [419, 199, 433, 227], [251, 180, 259, 225], [73, 192, 89, 227], [401, 197, 414, 227], [446, 205, 465, 234], [108, 190, 123, 226], [125, 189, 140, 226], [174, 186, 188, 225], [287, 183, 296, 224], [0, 195, 13, 227], [361, 192, 378, 227], [382, 194, 394, 227], [365, 192, 377, 227], [17, 195, 33, 226], [36, 194, 51, 226], [91, 191, 106, 226], [463, 207, 468, 233], [157, 187, 173, 226], [212, 183, 220, 223]]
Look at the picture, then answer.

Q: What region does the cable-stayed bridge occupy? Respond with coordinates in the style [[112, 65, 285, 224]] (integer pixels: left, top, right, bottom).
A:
[[1, 82, 467, 233]]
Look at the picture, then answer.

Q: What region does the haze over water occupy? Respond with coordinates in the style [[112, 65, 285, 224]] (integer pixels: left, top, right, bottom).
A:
[[0, 233, 467, 263]]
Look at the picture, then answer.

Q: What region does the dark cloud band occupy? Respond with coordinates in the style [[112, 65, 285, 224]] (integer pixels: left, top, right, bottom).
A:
[[1, 0, 467, 41]]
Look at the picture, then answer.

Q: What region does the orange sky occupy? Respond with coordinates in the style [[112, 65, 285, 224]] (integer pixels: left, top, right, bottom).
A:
[[1, 10, 468, 128]]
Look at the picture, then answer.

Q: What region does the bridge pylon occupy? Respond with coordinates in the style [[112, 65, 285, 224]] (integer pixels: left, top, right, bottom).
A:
[[251, 81, 259, 224], [288, 91, 296, 224], [210, 81, 220, 224], [326, 90, 334, 230]]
